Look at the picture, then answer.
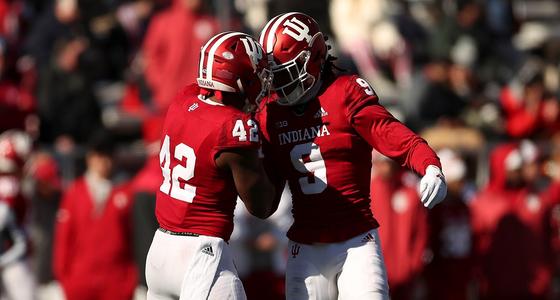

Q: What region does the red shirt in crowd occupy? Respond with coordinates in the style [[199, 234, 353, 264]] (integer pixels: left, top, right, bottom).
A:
[[142, 1, 218, 112], [470, 144, 555, 299], [500, 87, 560, 138], [53, 178, 137, 300]]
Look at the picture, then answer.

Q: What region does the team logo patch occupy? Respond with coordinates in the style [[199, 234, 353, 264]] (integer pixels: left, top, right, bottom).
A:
[[202, 246, 214, 256], [282, 17, 312, 43], [291, 244, 300, 258], [114, 192, 128, 209], [275, 120, 288, 128], [240, 37, 263, 71]]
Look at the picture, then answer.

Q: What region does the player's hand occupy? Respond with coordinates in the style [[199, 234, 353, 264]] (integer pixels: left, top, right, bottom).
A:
[[419, 165, 447, 209]]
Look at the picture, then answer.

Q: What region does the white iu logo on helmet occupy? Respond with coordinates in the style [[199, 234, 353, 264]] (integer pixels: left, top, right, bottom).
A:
[[282, 17, 312, 43], [240, 37, 263, 70]]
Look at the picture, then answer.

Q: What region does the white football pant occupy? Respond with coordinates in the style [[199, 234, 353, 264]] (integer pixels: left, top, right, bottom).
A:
[[285, 229, 389, 300], [1, 260, 36, 300], [145, 229, 246, 300]]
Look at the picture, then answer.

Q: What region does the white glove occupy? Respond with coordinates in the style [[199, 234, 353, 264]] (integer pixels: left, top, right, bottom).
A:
[[419, 165, 447, 209]]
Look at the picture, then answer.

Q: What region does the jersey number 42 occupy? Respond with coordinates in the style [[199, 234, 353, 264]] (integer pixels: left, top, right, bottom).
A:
[[159, 135, 196, 203]]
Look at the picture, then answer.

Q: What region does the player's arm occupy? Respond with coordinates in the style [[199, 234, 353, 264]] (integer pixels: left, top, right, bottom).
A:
[[347, 76, 446, 208], [0, 203, 26, 268], [216, 148, 281, 219], [351, 103, 440, 174]]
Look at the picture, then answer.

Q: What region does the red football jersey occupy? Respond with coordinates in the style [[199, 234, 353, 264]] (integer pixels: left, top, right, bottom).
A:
[[257, 74, 440, 244], [0, 175, 27, 224], [156, 84, 259, 241]]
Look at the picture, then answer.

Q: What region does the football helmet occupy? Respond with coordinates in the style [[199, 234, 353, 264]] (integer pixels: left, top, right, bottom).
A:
[[259, 12, 328, 105], [197, 31, 272, 105], [0, 130, 32, 173]]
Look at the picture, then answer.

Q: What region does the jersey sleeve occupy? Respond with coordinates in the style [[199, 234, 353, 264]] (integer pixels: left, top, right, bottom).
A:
[[345, 76, 441, 175], [212, 113, 260, 159], [343, 75, 380, 120]]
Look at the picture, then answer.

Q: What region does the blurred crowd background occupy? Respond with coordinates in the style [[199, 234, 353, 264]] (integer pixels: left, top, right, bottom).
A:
[[0, 0, 559, 299]]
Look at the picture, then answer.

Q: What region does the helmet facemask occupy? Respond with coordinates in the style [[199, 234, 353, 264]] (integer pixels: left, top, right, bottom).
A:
[[253, 67, 273, 106], [270, 32, 326, 106]]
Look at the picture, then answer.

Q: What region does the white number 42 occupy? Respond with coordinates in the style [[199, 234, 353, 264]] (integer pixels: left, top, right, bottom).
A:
[[232, 119, 259, 142], [159, 135, 196, 203]]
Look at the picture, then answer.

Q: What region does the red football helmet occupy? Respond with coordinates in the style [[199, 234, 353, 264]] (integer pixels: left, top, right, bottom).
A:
[[0, 130, 32, 174], [197, 31, 272, 105], [259, 12, 328, 105]]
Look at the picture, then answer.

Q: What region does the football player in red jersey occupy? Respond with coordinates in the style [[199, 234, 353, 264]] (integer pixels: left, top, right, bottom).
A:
[[0, 130, 36, 300], [145, 32, 281, 300], [257, 13, 447, 299]]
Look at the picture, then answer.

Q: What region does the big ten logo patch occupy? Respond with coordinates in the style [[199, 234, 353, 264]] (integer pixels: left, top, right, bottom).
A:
[[282, 17, 312, 43], [240, 37, 263, 70]]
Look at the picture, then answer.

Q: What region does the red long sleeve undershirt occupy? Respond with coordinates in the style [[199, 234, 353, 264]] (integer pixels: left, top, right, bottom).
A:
[[351, 103, 441, 176]]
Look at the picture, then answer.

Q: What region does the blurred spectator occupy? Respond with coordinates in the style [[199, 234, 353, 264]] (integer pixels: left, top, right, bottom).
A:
[[484, 0, 522, 71], [239, 186, 292, 300], [417, 59, 468, 127], [24, 0, 82, 69], [129, 116, 161, 295], [0, 130, 31, 222], [427, 0, 490, 71], [234, 0, 268, 35], [115, 1, 154, 42], [53, 132, 137, 300], [27, 152, 61, 286], [329, 0, 412, 101], [370, 153, 426, 300], [36, 36, 102, 145], [25, 0, 131, 82], [500, 70, 560, 139], [0, 1, 557, 299], [142, 0, 218, 112], [546, 135, 560, 297], [0, 37, 36, 133], [470, 143, 555, 300], [425, 149, 474, 300], [0, 0, 26, 46], [0, 130, 36, 300]]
